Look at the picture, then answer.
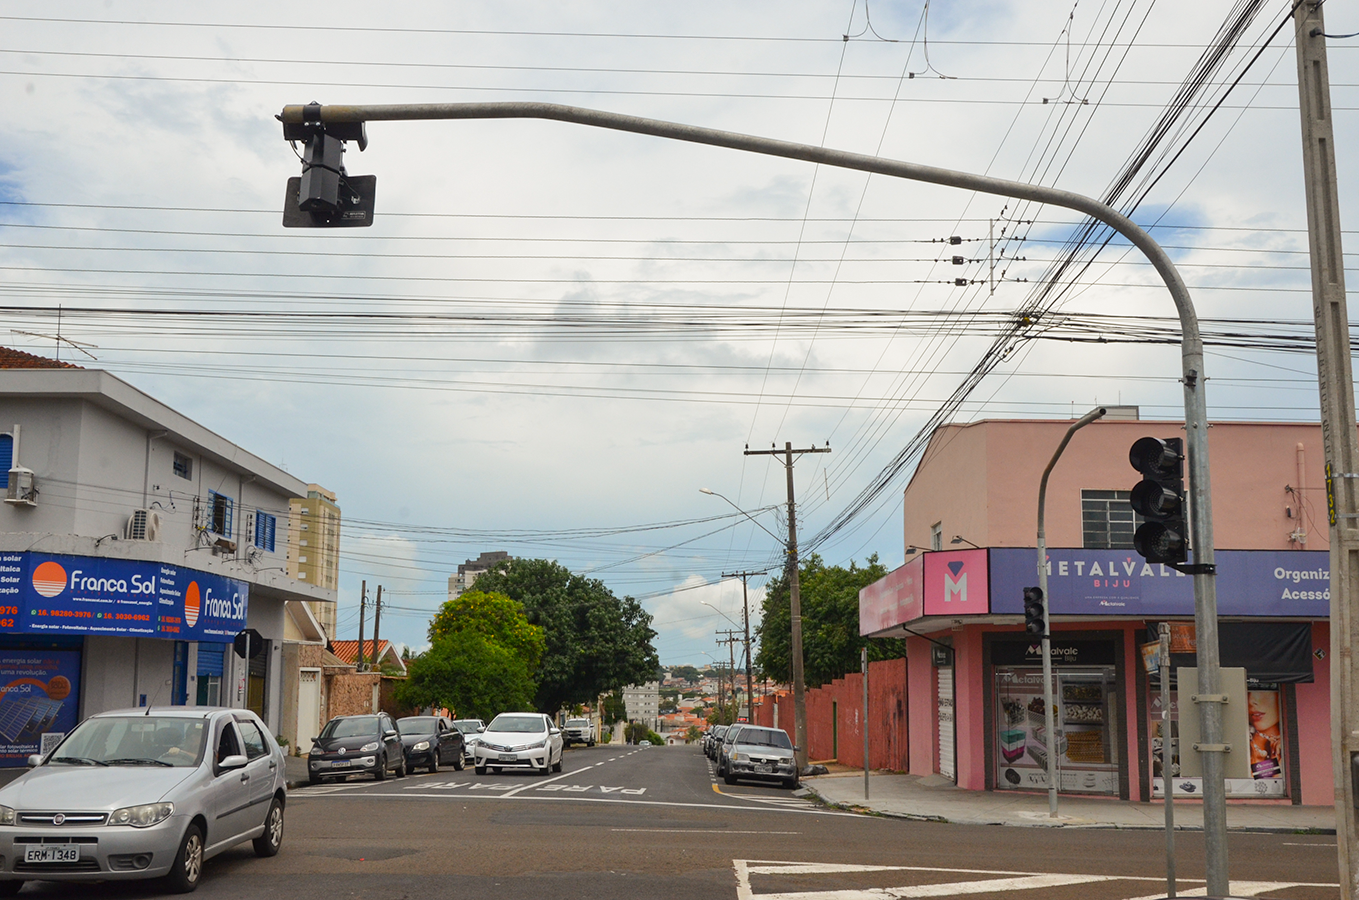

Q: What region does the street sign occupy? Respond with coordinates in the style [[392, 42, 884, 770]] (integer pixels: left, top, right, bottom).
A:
[[233, 628, 264, 659]]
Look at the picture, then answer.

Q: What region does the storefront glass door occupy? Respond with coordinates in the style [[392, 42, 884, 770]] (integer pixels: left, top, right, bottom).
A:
[[994, 665, 1119, 795]]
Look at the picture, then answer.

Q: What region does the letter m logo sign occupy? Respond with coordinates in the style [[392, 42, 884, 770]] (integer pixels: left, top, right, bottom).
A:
[[944, 573, 967, 604]]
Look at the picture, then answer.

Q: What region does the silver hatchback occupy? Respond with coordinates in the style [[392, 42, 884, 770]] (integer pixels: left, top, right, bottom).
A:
[[0, 707, 287, 894]]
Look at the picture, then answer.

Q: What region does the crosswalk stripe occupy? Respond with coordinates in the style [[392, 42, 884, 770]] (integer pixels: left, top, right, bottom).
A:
[[752, 873, 1110, 900]]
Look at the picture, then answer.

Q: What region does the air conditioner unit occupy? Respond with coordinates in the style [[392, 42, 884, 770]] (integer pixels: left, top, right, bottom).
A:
[[4, 468, 36, 507], [126, 509, 162, 541], [213, 537, 237, 554]]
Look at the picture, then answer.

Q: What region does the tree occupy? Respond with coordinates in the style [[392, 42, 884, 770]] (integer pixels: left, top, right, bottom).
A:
[[755, 553, 905, 689], [394, 629, 536, 721], [602, 690, 627, 724], [428, 590, 545, 671], [470, 558, 659, 713], [670, 664, 701, 684]]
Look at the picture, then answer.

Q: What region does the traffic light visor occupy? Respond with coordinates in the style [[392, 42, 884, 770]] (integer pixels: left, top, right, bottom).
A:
[[1130, 479, 1181, 520], [1134, 522, 1185, 563], [1129, 437, 1181, 477]]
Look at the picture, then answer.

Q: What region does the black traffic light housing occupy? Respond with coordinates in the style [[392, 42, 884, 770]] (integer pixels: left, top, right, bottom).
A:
[[1022, 586, 1046, 636], [280, 102, 376, 227], [1129, 436, 1187, 565]]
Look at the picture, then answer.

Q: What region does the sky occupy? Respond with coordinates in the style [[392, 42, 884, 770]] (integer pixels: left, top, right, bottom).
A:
[[3, 1, 1356, 666]]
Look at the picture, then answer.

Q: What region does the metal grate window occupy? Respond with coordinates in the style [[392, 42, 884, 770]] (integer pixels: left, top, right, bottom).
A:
[[209, 491, 234, 536], [1082, 490, 1140, 549], [173, 452, 193, 480]]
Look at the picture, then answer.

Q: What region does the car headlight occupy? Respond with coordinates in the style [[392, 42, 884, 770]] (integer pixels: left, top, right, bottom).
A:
[[0, 805, 13, 826], [360, 742, 381, 753], [108, 803, 173, 828], [520, 739, 547, 751], [732, 752, 747, 763], [412, 741, 430, 752]]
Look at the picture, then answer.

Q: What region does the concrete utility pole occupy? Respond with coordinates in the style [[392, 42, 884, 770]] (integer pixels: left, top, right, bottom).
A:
[[723, 569, 766, 720], [276, 103, 1223, 882], [718, 630, 740, 718], [1293, 5, 1359, 897], [745, 442, 832, 771], [1035, 406, 1107, 818], [357, 580, 367, 672], [371, 585, 383, 673]]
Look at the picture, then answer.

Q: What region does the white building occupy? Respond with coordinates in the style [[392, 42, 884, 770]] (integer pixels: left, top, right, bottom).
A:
[[447, 550, 510, 600], [621, 681, 660, 731], [0, 350, 332, 762]]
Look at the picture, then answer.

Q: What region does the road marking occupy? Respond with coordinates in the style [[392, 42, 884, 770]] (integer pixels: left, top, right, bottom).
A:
[[1282, 841, 1336, 846], [732, 860, 1339, 900], [613, 828, 800, 835]]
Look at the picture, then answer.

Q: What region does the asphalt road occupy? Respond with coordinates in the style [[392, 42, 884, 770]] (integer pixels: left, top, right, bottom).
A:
[[8, 744, 1341, 899]]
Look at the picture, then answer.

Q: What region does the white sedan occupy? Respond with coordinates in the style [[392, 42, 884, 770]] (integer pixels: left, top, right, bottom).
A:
[[473, 713, 563, 775]]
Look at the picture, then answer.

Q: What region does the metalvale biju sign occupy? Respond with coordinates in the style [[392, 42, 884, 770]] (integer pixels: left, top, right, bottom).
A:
[[0, 552, 247, 642]]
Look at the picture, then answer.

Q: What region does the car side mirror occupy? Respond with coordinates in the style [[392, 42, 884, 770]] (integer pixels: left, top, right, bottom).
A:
[[477, 726, 485, 733], [384, 729, 398, 739], [26, 754, 42, 768], [219, 754, 248, 771], [550, 727, 560, 734]]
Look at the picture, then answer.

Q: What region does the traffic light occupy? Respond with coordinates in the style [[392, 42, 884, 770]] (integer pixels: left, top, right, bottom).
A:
[[280, 103, 376, 228], [1022, 586, 1045, 635], [1129, 436, 1187, 564]]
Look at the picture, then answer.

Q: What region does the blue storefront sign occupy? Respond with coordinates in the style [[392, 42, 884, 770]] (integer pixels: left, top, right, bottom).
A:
[[989, 548, 1330, 618], [0, 552, 247, 642], [0, 649, 81, 767]]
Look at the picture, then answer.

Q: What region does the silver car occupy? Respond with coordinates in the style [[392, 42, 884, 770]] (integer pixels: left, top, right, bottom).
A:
[[473, 713, 563, 775], [0, 707, 287, 894], [722, 724, 799, 789]]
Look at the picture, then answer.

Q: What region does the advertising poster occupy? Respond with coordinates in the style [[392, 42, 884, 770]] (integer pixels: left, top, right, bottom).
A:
[[0, 552, 248, 642], [0, 650, 80, 767], [1151, 687, 1286, 798]]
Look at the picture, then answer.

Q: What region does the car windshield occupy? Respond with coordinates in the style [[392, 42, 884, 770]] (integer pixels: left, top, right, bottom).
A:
[[487, 715, 546, 734], [397, 717, 438, 734], [320, 716, 379, 739], [566, 719, 588, 727], [738, 729, 793, 750], [51, 716, 208, 767], [453, 721, 481, 734]]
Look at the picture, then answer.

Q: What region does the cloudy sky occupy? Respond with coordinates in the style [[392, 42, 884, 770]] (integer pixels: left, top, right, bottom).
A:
[[3, 2, 1353, 665]]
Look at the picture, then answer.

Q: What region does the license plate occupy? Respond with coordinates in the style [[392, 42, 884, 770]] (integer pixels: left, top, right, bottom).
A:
[[498, 753, 517, 762], [330, 760, 353, 768], [25, 845, 80, 864], [755, 764, 772, 774]]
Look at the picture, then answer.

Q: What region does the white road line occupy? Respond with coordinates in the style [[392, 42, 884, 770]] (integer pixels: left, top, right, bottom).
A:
[[611, 829, 801, 835], [500, 765, 593, 798], [296, 791, 859, 815]]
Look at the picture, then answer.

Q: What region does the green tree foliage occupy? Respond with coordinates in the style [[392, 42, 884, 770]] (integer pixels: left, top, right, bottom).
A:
[[755, 553, 905, 689], [394, 629, 536, 721], [602, 690, 627, 724], [470, 558, 659, 713], [427, 590, 545, 671], [669, 664, 702, 684]]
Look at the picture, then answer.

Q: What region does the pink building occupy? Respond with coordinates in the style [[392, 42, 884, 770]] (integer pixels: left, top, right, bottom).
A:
[[859, 413, 1332, 805]]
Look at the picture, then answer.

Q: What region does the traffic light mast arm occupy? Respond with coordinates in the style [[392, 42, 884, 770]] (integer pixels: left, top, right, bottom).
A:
[[277, 101, 1226, 888]]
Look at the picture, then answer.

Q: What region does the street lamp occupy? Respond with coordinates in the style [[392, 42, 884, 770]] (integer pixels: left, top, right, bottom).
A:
[[703, 597, 755, 722], [950, 535, 981, 549], [699, 488, 783, 543]]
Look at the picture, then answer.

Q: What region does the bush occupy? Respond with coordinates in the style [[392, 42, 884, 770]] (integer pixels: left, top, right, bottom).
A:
[[646, 730, 663, 746]]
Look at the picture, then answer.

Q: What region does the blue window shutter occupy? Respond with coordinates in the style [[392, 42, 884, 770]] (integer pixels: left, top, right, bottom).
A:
[[266, 514, 276, 551], [0, 435, 10, 489], [197, 643, 225, 677], [255, 512, 276, 552]]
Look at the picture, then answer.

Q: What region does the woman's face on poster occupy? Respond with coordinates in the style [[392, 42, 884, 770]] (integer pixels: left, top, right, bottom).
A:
[[1249, 690, 1279, 732]]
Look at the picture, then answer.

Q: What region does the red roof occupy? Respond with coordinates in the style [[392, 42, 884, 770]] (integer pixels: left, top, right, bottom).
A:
[[330, 639, 396, 668], [0, 347, 82, 369]]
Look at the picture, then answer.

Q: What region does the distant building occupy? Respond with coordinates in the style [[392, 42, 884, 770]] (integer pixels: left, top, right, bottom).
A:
[[287, 485, 340, 639], [330, 639, 407, 676], [448, 550, 510, 599], [622, 681, 660, 731]]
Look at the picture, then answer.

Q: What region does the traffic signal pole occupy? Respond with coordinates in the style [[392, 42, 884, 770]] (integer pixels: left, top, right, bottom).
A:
[[277, 101, 1226, 890], [1293, 6, 1359, 897]]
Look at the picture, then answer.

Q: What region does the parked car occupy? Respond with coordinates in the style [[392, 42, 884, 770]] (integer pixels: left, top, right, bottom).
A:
[[716, 724, 745, 777], [721, 725, 799, 789], [562, 717, 595, 747], [0, 707, 286, 894], [452, 718, 485, 764], [308, 713, 406, 784], [473, 713, 564, 775], [397, 715, 465, 773], [705, 724, 728, 759]]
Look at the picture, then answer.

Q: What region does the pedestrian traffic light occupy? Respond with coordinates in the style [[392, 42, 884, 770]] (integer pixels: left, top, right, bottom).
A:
[[1022, 586, 1045, 635], [1129, 436, 1187, 564], [280, 102, 376, 228]]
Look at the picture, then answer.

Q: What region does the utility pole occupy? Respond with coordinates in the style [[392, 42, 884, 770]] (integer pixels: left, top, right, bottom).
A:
[[1294, 5, 1359, 897], [357, 580, 367, 672], [723, 569, 766, 724], [371, 585, 383, 673], [745, 441, 832, 771], [717, 630, 741, 722]]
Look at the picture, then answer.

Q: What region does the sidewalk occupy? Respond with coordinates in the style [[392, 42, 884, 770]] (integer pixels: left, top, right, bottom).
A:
[[803, 769, 1337, 833]]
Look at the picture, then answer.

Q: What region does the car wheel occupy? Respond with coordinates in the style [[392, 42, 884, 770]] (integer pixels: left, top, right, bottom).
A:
[[453, 752, 465, 771], [538, 756, 551, 776], [165, 822, 204, 893], [784, 777, 800, 790], [253, 797, 284, 857], [475, 763, 487, 775], [395, 755, 407, 778], [0, 881, 24, 896], [724, 771, 737, 785], [374, 754, 387, 781], [428, 753, 439, 774], [307, 772, 324, 786], [552, 750, 563, 773]]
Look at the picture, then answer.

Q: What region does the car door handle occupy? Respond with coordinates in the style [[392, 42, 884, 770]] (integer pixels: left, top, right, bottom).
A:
[[240, 773, 250, 782], [268, 761, 277, 769]]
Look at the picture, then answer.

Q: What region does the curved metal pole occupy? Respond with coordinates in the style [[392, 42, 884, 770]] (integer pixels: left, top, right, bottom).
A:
[[280, 101, 1225, 891]]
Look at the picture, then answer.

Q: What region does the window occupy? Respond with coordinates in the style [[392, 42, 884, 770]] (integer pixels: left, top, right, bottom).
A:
[[254, 511, 276, 552], [173, 451, 193, 480], [1082, 490, 1139, 549], [216, 722, 241, 765], [236, 719, 268, 760], [930, 523, 943, 552], [0, 433, 10, 489], [209, 491, 234, 536]]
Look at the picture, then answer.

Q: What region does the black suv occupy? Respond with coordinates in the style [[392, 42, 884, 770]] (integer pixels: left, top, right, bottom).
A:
[[308, 713, 407, 784]]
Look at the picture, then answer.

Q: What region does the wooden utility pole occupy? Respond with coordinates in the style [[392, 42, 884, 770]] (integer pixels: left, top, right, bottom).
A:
[[370, 585, 383, 673], [723, 569, 766, 723], [717, 630, 741, 721], [745, 441, 831, 770], [1294, 5, 1359, 897], [357, 580, 367, 672]]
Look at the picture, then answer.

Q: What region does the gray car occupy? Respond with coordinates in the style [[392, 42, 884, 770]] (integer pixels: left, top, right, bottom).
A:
[[0, 707, 287, 894], [721, 725, 799, 789]]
